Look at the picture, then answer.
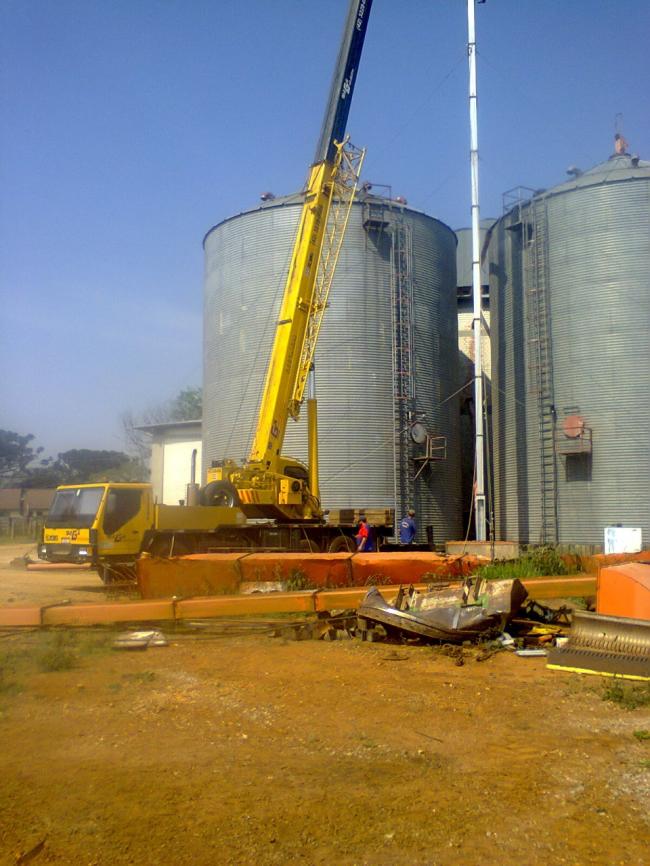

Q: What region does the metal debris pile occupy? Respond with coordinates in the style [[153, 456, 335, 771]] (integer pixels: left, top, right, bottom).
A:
[[356, 578, 529, 645], [354, 578, 574, 653]]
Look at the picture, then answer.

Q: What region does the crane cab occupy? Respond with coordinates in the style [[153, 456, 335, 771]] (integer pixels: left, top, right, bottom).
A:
[[40, 483, 153, 568]]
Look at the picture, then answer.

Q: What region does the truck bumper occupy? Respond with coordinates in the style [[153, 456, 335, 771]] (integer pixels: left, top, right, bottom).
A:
[[38, 543, 95, 565]]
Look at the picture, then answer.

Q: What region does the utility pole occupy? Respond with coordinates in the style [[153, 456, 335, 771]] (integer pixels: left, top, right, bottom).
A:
[[467, 0, 487, 541]]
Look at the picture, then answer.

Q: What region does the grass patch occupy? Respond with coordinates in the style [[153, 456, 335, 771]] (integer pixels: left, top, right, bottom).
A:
[[38, 632, 79, 672], [633, 730, 650, 742], [284, 569, 315, 591], [0, 628, 116, 693], [0, 667, 22, 697], [0, 643, 30, 697], [477, 546, 571, 580], [602, 680, 650, 710], [75, 630, 115, 655]]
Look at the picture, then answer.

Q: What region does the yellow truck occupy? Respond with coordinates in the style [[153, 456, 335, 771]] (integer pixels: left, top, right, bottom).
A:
[[39, 482, 247, 582]]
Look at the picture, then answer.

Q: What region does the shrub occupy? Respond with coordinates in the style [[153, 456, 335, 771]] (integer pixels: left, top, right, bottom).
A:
[[38, 632, 78, 672], [602, 680, 650, 710], [477, 546, 570, 580]]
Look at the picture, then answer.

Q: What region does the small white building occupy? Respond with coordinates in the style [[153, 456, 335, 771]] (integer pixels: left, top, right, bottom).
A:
[[137, 420, 202, 506]]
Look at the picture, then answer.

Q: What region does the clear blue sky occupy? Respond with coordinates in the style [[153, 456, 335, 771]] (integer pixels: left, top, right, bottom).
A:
[[2, 0, 648, 458]]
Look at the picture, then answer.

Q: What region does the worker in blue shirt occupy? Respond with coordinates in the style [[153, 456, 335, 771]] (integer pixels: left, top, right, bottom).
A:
[[399, 509, 417, 545]]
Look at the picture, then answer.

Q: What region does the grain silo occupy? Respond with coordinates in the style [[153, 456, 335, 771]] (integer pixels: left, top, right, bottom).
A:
[[203, 190, 462, 544], [488, 150, 650, 547]]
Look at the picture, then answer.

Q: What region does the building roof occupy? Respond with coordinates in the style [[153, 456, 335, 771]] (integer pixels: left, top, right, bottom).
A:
[[135, 420, 202, 434], [0, 488, 22, 511], [24, 488, 56, 510]]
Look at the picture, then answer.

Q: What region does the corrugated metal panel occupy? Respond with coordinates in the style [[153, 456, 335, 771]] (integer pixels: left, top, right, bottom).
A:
[[489, 214, 530, 542], [490, 155, 650, 545], [203, 195, 462, 543]]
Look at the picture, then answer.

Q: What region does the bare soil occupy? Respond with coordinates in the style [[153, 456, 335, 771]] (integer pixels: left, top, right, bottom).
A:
[[0, 543, 117, 606], [0, 548, 648, 866]]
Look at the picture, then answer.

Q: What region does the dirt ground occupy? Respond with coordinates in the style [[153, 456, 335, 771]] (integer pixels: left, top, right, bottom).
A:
[[0, 543, 649, 866], [0, 543, 127, 606]]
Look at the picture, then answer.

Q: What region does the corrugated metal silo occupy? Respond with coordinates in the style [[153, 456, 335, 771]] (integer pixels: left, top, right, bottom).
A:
[[489, 153, 650, 546], [203, 192, 462, 544]]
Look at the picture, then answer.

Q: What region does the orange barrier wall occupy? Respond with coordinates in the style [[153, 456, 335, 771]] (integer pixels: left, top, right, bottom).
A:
[[137, 551, 488, 599], [138, 553, 244, 599], [597, 562, 650, 620], [567, 550, 650, 575], [238, 552, 353, 588], [351, 552, 482, 586]]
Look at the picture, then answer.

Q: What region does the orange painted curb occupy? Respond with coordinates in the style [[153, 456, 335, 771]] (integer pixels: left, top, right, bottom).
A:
[[42, 599, 176, 626], [0, 575, 597, 629], [0, 605, 42, 626]]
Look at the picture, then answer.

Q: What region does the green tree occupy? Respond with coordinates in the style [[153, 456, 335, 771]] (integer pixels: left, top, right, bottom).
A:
[[0, 429, 44, 485], [169, 387, 202, 421], [22, 449, 146, 487], [22, 465, 70, 488], [56, 449, 131, 481]]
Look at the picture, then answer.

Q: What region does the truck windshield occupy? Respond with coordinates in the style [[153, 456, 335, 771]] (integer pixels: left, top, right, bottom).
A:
[[46, 487, 105, 528]]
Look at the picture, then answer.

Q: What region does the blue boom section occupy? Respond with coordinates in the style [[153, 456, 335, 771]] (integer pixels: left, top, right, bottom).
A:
[[313, 0, 373, 165]]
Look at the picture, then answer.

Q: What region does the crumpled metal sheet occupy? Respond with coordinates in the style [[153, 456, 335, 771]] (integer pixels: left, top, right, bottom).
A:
[[357, 578, 528, 643]]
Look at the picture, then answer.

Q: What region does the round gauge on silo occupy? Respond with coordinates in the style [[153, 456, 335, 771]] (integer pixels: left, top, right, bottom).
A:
[[410, 422, 428, 444]]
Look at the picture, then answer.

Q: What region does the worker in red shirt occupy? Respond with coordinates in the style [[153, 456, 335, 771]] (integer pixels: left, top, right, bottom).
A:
[[355, 517, 375, 551]]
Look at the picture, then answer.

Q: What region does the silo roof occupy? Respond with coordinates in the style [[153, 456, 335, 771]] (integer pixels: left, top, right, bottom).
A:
[[203, 191, 457, 248], [537, 153, 650, 200]]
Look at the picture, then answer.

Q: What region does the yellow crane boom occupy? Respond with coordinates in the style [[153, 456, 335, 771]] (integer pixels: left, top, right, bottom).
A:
[[204, 0, 372, 521], [248, 140, 365, 468]]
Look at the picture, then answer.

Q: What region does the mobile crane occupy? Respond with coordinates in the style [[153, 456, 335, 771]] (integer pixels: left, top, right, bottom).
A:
[[40, 0, 378, 581], [202, 0, 371, 522]]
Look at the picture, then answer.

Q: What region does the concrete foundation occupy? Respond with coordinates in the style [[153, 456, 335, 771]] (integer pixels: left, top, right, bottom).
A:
[[445, 540, 521, 560]]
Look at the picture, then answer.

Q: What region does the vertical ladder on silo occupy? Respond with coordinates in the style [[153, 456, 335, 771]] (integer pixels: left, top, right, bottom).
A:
[[525, 197, 558, 545], [390, 213, 415, 523]]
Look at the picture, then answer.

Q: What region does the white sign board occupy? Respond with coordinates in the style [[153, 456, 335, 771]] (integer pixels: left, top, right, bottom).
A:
[[604, 526, 642, 555]]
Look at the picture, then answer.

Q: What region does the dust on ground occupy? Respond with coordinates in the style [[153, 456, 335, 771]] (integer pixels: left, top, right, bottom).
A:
[[0, 543, 115, 605], [0, 550, 649, 866]]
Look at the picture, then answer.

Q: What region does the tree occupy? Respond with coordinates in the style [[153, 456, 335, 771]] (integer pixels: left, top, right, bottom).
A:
[[0, 430, 44, 485], [169, 387, 202, 421], [56, 449, 131, 480], [121, 386, 202, 468], [1, 429, 150, 488], [21, 449, 147, 487]]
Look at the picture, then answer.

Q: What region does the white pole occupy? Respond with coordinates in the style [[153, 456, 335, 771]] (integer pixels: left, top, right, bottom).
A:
[[468, 0, 487, 541]]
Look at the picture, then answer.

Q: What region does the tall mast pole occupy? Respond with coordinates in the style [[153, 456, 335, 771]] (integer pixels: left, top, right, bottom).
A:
[[467, 0, 487, 541]]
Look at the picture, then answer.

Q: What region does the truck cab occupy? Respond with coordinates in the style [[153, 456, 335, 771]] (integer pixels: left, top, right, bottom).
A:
[[40, 483, 153, 576]]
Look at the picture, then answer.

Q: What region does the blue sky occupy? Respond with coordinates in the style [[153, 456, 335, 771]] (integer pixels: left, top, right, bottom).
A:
[[2, 0, 648, 457]]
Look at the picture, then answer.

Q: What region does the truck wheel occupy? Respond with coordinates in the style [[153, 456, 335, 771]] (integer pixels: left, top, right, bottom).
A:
[[298, 538, 321, 552], [200, 480, 241, 508], [328, 535, 356, 553]]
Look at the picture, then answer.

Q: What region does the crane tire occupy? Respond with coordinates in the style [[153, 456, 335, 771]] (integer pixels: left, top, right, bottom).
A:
[[201, 480, 241, 508], [328, 535, 356, 553]]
